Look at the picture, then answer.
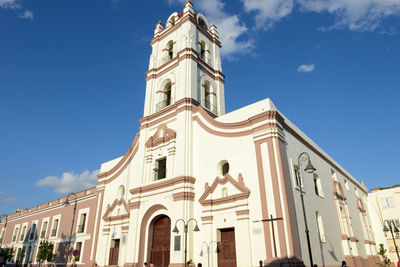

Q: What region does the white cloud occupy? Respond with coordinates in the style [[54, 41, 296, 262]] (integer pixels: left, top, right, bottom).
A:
[[0, 0, 20, 9], [0, 191, 16, 203], [168, 0, 254, 58], [1, 0, 34, 20], [241, 0, 294, 29], [36, 170, 99, 194], [297, 0, 400, 32], [18, 9, 33, 20], [297, 64, 315, 72]]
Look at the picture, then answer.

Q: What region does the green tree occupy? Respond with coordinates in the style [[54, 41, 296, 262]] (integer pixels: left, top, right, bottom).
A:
[[377, 243, 391, 267], [16, 247, 25, 264], [0, 246, 14, 266], [36, 241, 56, 266]]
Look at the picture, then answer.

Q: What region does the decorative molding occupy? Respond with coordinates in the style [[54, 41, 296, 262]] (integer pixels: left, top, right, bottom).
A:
[[356, 197, 366, 213], [130, 176, 196, 195], [199, 173, 250, 206], [350, 236, 358, 242], [145, 123, 176, 148], [332, 180, 346, 201], [341, 234, 350, 240], [128, 201, 140, 210], [235, 209, 249, 216], [201, 216, 213, 222], [172, 192, 195, 201], [102, 198, 130, 221]]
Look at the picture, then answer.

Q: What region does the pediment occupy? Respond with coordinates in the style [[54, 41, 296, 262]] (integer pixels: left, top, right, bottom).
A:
[[199, 173, 250, 206], [103, 198, 130, 221], [145, 123, 176, 148]]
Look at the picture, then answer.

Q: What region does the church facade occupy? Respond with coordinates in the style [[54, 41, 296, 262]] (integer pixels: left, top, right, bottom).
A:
[[0, 2, 381, 267]]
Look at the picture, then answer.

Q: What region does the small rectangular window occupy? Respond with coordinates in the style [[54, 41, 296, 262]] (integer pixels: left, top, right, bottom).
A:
[[0, 230, 4, 243], [13, 227, 19, 242], [294, 165, 302, 187], [380, 197, 394, 209], [313, 174, 324, 197], [156, 158, 167, 180], [78, 214, 87, 233], [75, 242, 82, 261], [30, 223, 36, 240], [313, 177, 319, 195], [41, 222, 48, 238], [344, 179, 350, 190], [51, 219, 59, 237], [20, 226, 26, 241], [174, 235, 181, 251]]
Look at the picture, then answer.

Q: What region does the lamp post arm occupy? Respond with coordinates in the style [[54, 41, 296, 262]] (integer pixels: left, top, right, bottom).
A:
[[297, 152, 310, 168], [174, 219, 186, 232], [67, 192, 77, 244], [186, 218, 198, 229]]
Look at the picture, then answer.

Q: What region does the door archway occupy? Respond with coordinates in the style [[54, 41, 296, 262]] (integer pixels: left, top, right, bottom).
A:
[[147, 215, 171, 267]]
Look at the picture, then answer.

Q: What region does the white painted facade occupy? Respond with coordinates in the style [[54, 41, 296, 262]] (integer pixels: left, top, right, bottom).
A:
[[368, 185, 400, 264], [93, 2, 380, 267]]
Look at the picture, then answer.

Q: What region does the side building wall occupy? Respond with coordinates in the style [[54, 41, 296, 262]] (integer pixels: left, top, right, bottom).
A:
[[283, 118, 379, 267], [0, 187, 100, 267]]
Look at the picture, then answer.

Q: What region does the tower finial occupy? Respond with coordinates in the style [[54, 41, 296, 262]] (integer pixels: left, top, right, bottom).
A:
[[184, 0, 194, 14]]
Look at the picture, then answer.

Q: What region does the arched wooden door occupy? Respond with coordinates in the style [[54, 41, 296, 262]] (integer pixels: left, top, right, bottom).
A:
[[149, 215, 171, 267]]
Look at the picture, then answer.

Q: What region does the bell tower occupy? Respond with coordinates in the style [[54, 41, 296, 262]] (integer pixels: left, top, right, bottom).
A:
[[143, 1, 225, 117]]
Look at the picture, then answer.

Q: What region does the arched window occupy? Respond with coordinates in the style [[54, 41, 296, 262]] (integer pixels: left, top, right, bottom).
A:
[[204, 82, 210, 109], [156, 81, 172, 111], [217, 160, 229, 176], [222, 162, 229, 176], [198, 16, 208, 31], [164, 82, 171, 106], [167, 40, 174, 60], [316, 211, 326, 242], [200, 41, 206, 60]]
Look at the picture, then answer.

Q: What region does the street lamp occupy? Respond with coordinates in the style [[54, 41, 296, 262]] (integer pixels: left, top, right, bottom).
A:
[[383, 219, 400, 263], [0, 214, 7, 247], [64, 192, 77, 262], [297, 152, 316, 267], [199, 241, 219, 267], [172, 218, 200, 265]]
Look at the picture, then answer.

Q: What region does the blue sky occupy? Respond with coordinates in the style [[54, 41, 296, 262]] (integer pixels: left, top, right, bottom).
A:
[[0, 0, 399, 215]]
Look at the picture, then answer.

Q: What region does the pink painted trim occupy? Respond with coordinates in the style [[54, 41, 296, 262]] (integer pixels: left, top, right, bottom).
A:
[[254, 140, 273, 259], [97, 133, 140, 179], [137, 204, 168, 267], [275, 138, 301, 257], [172, 192, 195, 201], [145, 123, 176, 148], [102, 198, 130, 221], [130, 176, 196, 195], [198, 173, 250, 206]]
